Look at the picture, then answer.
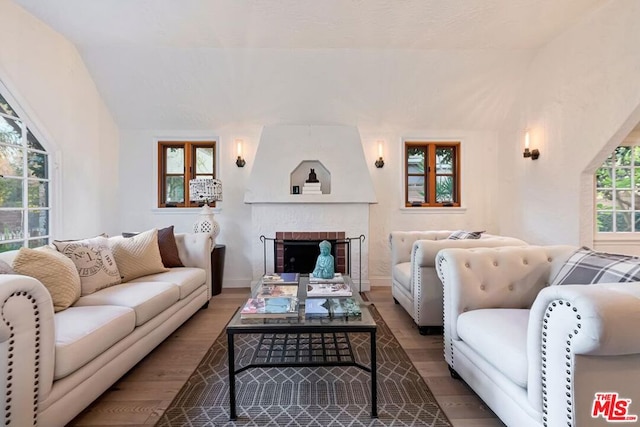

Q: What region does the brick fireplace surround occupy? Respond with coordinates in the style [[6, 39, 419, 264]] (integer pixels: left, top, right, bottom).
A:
[[275, 231, 346, 274]]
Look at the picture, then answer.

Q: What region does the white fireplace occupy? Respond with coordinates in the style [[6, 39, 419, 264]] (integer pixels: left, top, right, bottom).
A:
[[245, 125, 377, 290]]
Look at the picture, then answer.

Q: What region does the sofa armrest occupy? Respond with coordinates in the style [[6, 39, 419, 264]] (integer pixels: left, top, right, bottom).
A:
[[389, 231, 452, 267], [436, 245, 575, 366], [174, 233, 214, 298], [527, 283, 640, 424], [0, 274, 56, 426]]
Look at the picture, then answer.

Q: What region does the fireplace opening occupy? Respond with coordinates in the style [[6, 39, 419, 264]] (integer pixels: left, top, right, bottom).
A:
[[283, 240, 336, 274], [275, 232, 346, 274]]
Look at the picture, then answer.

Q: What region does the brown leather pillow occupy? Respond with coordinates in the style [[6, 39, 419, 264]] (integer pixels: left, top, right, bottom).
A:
[[157, 226, 184, 268], [122, 226, 184, 268]]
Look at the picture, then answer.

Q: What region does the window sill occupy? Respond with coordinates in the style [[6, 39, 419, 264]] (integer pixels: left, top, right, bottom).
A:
[[399, 207, 467, 214], [594, 233, 640, 243], [151, 207, 221, 215]]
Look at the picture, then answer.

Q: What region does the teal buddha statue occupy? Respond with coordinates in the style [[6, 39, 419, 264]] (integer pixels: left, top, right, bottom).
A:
[[312, 240, 335, 279]]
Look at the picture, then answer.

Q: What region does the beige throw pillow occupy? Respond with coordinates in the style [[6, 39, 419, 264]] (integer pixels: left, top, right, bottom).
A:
[[53, 236, 122, 295], [109, 228, 168, 282], [12, 247, 81, 312]]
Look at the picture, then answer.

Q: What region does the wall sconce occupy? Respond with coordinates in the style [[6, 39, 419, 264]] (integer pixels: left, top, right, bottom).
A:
[[235, 139, 246, 167], [375, 140, 385, 168], [523, 130, 540, 160]]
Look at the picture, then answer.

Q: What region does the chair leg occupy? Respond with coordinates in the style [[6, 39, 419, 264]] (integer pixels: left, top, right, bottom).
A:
[[418, 326, 443, 335], [200, 301, 209, 310], [393, 297, 400, 305], [449, 366, 461, 380]]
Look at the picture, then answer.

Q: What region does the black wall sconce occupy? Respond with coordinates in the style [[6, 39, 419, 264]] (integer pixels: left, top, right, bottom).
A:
[[235, 139, 246, 167], [375, 140, 385, 168], [523, 131, 540, 160]]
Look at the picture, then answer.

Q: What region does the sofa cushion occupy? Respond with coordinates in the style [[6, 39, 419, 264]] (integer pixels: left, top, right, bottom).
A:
[[74, 281, 180, 326], [0, 259, 13, 274], [128, 267, 205, 300], [392, 262, 412, 292], [551, 246, 640, 286], [53, 236, 122, 295], [448, 230, 485, 240], [109, 228, 169, 282], [457, 308, 529, 388], [53, 305, 135, 380], [12, 247, 81, 312]]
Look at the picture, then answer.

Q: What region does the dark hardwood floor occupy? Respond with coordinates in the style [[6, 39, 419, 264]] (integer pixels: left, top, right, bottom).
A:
[[67, 286, 503, 426]]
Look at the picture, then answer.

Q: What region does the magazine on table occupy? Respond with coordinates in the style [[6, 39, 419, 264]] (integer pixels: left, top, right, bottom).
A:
[[304, 297, 361, 319], [256, 284, 299, 299], [240, 297, 299, 319], [261, 272, 300, 284], [307, 281, 352, 297]]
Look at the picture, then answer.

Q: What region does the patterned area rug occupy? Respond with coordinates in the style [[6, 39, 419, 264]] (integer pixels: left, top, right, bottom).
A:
[[156, 304, 452, 426]]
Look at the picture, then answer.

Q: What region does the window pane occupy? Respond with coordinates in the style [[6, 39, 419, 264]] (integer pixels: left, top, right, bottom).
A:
[[28, 151, 47, 179], [0, 177, 22, 207], [436, 147, 454, 174], [436, 176, 453, 203], [28, 209, 48, 238], [407, 149, 425, 174], [615, 168, 632, 189], [0, 210, 23, 240], [408, 176, 425, 202], [595, 167, 612, 188], [0, 94, 18, 117], [0, 242, 22, 253], [0, 116, 22, 146], [0, 144, 24, 176], [195, 147, 214, 174], [597, 212, 613, 232], [28, 238, 48, 248], [615, 146, 632, 166], [615, 212, 632, 232], [616, 190, 632, 209], [165, 147, 184, 174], [635, 212, 640, 233], [165, 176, 184, 203], [26, 130, 45, 151], [596, 190, 612, 210], [28, 180, 48, 208]]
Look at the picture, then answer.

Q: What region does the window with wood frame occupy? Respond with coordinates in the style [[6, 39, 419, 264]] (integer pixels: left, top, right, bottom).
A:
[[405, 141, 460, 207], [157, 141, 216, 208]]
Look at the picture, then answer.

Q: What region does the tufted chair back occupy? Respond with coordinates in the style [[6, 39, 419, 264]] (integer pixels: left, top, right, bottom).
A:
[[436, 245, 576, 365]]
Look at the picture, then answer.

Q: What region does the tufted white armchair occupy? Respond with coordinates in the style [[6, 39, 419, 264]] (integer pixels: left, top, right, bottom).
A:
[[436, 245, 640, 427], [389, 230, 527, 334]]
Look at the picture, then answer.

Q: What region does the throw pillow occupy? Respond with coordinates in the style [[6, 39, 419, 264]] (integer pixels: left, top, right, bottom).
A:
[[53, 236, 122, 295], [551, 246, 640, 286], [122, 226, 184, 268], [0, 259, 14, 274], [109, 228, 168, 282], [12, 247, 81, 312], [448, 230, 485, 240]]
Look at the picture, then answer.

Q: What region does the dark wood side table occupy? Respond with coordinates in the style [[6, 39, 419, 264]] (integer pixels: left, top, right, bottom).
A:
[[211, 244, 225, 296]]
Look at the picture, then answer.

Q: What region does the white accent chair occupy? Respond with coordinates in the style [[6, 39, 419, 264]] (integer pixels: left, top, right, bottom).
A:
[[436, 245, 640, 427], [389, 230, 527, 334]]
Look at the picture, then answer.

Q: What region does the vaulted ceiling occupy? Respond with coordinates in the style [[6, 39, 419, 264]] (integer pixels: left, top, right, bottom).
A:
[[12, 0, 608, 130]]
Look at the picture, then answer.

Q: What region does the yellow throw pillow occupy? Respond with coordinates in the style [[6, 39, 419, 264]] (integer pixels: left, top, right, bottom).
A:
[[12, 247, 81, 312], [108, 228, 168, 282]]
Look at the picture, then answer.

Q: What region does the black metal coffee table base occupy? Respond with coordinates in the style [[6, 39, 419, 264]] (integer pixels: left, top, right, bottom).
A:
[[227, 329, 377, 420]]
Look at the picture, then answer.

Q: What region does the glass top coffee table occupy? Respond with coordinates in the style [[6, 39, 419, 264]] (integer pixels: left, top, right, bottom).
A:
[[225, 274, 377, 420]]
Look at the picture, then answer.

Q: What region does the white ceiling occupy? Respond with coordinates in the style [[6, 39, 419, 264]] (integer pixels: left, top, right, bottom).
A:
[[11, 0, 608, 130]]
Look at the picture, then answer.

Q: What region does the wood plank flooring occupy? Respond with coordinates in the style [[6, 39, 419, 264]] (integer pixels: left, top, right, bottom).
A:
[[67, 287, 504, 426]]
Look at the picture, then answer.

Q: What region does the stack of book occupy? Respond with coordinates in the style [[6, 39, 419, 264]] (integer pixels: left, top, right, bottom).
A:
[[262, 272, 300, 284], [307, 281, 352, 297], [309, 272, 344, 284], [305, 297, 361, 319], [258, 272, 300, 299], [240, 296, 299, 319], [302, 182, 322, 195]]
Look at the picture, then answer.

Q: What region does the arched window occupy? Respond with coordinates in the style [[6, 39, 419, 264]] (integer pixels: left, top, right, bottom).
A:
[[0, 91, 50, 252]]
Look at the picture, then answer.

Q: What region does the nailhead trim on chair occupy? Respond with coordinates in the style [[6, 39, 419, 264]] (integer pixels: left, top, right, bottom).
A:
[[2, 291, 41, 426], [541, 299, 579, 427], [436, 256, 455, 367]]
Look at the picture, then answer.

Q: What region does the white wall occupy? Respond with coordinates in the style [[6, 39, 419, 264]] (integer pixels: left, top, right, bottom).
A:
[[0, 1, 119, 239], [498, 0, 640, 248]]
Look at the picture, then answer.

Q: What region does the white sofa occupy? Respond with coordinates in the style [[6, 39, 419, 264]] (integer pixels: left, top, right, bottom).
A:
[[436, 245, 640, 427], [389, 231, 527, 334], [0, 232, 213, 427]]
